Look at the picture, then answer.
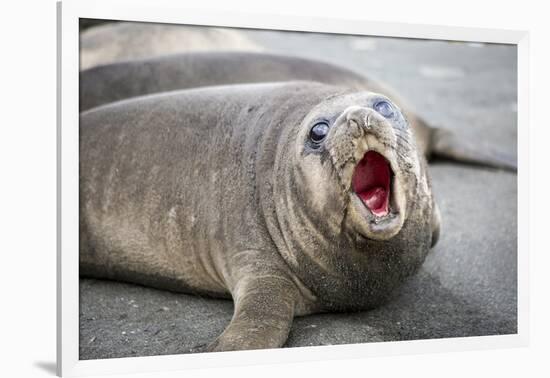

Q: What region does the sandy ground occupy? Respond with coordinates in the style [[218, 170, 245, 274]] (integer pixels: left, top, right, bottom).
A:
[[79, 28, 517, 359]]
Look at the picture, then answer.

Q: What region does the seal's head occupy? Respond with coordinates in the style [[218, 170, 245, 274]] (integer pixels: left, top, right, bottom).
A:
[[267, 88, 437, 310], [296, 92, 429, 242]]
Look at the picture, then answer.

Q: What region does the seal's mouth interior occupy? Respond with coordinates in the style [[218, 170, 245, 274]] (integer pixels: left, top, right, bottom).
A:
[[351, 151, 392, 217]]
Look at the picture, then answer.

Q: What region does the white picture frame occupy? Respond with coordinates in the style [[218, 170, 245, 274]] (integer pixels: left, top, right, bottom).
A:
[[57, 0, 529, 376]]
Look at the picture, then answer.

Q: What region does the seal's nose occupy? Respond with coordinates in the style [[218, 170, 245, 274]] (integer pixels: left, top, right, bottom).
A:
[[344, 106, 394, 142], [345, 106, 373, 130]]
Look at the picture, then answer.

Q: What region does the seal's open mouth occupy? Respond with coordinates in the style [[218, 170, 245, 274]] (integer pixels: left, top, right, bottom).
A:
[[352, 151, 392, 217]]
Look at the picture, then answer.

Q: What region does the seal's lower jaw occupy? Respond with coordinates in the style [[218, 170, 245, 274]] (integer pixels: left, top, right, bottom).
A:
[[350, 150, 405, 240]]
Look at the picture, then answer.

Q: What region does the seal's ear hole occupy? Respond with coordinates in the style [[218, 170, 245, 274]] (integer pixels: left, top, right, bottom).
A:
[[430, 203, 441, 248]]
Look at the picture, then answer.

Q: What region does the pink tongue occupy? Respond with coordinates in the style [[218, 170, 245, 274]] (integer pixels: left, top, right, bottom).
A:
[[358, 187, 389, 217]]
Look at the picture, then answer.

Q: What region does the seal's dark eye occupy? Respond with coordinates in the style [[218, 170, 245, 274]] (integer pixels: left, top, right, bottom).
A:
[[309, 122, 329, 144], [374, 100, 394, 118]]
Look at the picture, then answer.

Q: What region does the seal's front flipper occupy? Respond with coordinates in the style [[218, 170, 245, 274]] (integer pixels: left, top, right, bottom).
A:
[[207, 274, 298, 352], [429, 127, 517, 172]]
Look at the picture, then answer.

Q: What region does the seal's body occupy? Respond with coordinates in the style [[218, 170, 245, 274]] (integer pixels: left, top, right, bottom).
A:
[[80, 82, 437, 351], [80, 52, 516, 171]]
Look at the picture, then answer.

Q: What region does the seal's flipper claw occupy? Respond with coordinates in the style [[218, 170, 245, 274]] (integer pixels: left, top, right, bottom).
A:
[[429, 128, 517, 172]]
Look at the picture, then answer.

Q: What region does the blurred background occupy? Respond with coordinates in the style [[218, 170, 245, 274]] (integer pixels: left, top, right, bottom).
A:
[[79, 20, 517, 360]]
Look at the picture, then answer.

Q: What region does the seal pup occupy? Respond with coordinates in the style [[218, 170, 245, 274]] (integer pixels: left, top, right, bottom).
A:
[[80, 52, 516, 171], [80, 81, 438, 351], [80, 22, 262, 70]]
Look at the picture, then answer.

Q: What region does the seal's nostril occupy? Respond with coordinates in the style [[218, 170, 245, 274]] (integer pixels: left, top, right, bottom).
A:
[[344, 107, 376, 131], [348, 118, 361, 130], [348, 114, 372, 133]]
